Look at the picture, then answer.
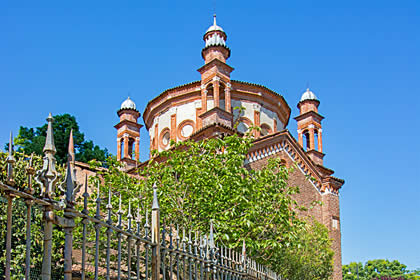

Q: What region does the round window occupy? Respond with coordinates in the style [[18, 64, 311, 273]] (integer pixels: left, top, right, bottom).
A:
[[181, 124, 193, 138], [162, 131, 170, 146], [237, 122, 249, 134], [260, 124, 272, 136]]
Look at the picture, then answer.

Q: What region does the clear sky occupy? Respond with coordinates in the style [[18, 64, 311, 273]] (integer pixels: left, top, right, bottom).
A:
[[1, 0, 419, 270]]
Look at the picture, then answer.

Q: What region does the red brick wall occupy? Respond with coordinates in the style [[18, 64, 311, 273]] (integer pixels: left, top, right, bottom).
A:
[[248, 151, 342, 280]]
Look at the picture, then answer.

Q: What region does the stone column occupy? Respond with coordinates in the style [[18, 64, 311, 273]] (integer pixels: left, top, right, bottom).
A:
[[154, 123, 159, 151], [117, 138, 121, 161], [123, 134, 129, 159], [201, 84, 208, 112], [135, 137, 140, 161], [308, 125, 315, 150], [318, 129, 323, 153], [213, 77, 220, 108], [297, 129, 303, 147], [253, 104, 261, 138], [225, 83, 231, 112]]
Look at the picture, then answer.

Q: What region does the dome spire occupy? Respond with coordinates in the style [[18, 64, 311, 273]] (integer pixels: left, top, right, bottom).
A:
[[213, 14, 217, 26]]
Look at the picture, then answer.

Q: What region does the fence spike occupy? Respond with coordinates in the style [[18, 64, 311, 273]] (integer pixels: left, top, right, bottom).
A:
[[242, 239, 246, 263], [169, 226, 174, 249], [209, 221, 215, 249], [175, 224, 180, 249], [68, 129, 75, 165], [144, 209, 150, 239], [36, 113, 60, 199], [117, 193, 123, 227], [96, 180, 100, 199], [82, 174, 89, 215], [6, 131, 16, 184], [25, 154, 35, 194], [44, 113, 56, 153], [181, 227, 187, 251], [95, 182, 101, 220], [161, 224, 166, 247], [136, 207, 141, 235], [127, 199, 133, 232], [152, 182, 159, 210]]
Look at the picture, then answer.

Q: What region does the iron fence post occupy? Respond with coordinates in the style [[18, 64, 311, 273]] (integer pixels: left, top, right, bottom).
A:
[[151, 183, 160, 280], [62, 129, 79, 280], [36, 114, 61, 280], [25, 155, 35, 280], [41, 205, 54, 280], [5, 193, 13, 280]]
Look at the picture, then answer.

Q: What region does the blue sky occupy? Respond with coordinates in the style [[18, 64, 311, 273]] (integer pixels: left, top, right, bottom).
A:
[[1, 0, 419, 270]]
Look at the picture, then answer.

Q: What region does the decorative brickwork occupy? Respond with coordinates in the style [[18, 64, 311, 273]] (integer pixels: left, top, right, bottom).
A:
[[112, 16, 345, 280]]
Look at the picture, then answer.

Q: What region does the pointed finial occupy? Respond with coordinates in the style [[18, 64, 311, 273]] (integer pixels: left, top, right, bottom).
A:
[[6, 131, 16, 185], [7, 132, 14, 158], [213, 14, 217, 26], [68, 129, 75, 164], [152, 183, 159, 210], [118, 193, 122, 212], [242, 239, 246, 261], [82, 174, 89, 214], [209, 221, 215, 249], [96, 181, 100, 199], [106, 187, 112, 209], [44, 113, 56, 154], [128, 199, 133, 218]]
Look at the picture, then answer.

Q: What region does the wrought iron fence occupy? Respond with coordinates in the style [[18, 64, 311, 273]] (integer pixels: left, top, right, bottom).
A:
[[0, 113, 281, 280]]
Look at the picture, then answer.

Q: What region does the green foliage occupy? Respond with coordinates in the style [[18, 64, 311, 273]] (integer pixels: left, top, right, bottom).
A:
[[0, 152, 65, 279], [7, 114, 108, 164], [343, 260, 420, 280], [89, 133, 334, 280]]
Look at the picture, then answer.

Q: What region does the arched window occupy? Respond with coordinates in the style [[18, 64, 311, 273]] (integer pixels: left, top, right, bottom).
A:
[[303, 130, 310, 151], [314, 129, 319, 151], [177, 120, 196, 140], [120, 140, 124, 159], [206, 84, 214, 110], [219, 83, 226, 109], [236, 117, 253, 134], [128, 137, 135, 159], [260, 123, 272, 136], [159, 128, 171, 149]]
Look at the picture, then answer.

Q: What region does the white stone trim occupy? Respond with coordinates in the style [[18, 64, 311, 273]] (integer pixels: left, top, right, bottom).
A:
[[194, 100, 202, 108]]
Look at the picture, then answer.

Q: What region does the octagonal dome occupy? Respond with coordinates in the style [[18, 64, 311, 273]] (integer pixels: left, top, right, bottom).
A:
[[121, 97, 136, 110]]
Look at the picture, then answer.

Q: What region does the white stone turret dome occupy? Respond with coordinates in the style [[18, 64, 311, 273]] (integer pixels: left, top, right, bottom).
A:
[[300, 88, 318, 102], [121, 97, 136, 110], [206, 15, 224, 33]]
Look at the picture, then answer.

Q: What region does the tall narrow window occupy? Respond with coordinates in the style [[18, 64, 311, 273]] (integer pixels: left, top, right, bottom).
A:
[[303, 130, 310, 151], [120, 140, 124, 159], [314, 130, 319, 151]]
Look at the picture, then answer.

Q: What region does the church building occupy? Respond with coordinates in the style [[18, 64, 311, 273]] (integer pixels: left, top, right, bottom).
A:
[[113, 16, 344, 280]]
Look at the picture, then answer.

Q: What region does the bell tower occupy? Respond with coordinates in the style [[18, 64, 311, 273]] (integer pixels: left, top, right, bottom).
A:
[[115, 97, 143, 167], [197, 15, 235, 132], [294, 88, 325, 165]]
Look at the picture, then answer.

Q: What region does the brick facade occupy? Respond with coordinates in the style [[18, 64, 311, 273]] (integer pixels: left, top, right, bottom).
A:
[[108, 16, 344, 280]]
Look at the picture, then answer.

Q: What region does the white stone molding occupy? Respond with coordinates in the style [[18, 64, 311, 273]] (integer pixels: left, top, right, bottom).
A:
[[194, 100, 202, 108], [253, 103, 261, 112], [308, 124, 315, 129], [213, 76, 221, 82], [226, 82, 231, 89], [169, 107, 177, 115]]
